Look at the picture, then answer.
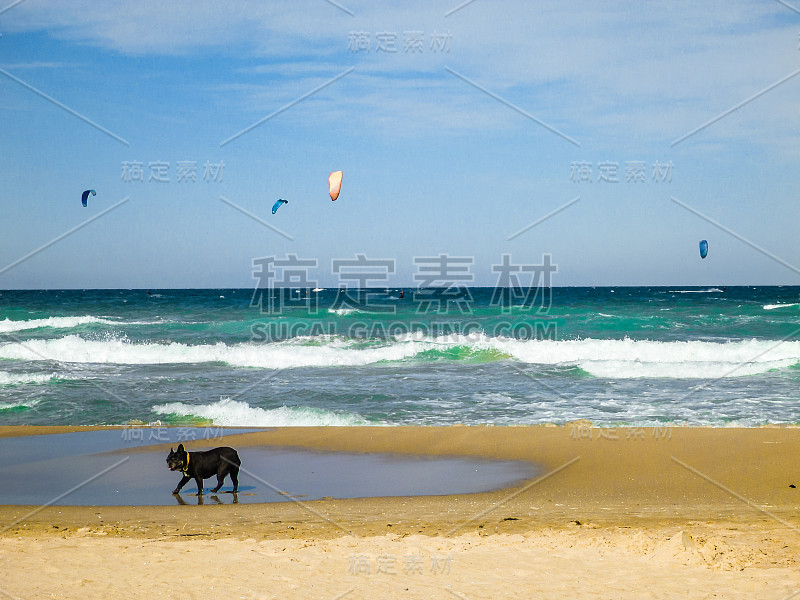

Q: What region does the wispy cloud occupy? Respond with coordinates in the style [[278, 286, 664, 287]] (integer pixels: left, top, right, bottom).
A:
[[5, 0, 797, 151]]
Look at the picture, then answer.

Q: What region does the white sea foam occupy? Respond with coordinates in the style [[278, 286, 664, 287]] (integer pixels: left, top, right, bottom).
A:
[[0, 334, 428, 368], [487, 336, 800, 379], [763, 303, 800, 310], [0, 399, 39, 410], [1, 333, 797, 379], [0, 371, 66, 385], [327, 308, 362, 316], [0, 316, 118, 333], [576, 358, 798, 379], [491, 336, 800, 364], [403, 333, 800, 378], [0, 315, 164, 333], [151, 397, 370, 426]]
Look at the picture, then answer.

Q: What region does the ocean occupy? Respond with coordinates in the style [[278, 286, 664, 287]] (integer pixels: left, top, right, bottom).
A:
[[0, 287, 798, 428]]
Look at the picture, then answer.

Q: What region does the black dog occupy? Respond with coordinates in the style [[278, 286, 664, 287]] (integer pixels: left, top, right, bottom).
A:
[[166, 443, 240, 496]]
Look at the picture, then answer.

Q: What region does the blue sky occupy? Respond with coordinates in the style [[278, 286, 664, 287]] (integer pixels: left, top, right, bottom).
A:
[[1, 0, 799, 288]]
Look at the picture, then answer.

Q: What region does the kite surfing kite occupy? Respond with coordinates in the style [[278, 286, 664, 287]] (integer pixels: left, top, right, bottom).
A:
[[81, 189, 96, 207], [328, 170, 343, 201], [699, 240, 708, 259], [271, 198, 288, 214]]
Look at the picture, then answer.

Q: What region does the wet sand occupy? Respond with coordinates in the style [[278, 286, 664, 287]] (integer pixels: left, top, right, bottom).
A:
[[1, 425, 799, 599], [0, 428, 535, 505]]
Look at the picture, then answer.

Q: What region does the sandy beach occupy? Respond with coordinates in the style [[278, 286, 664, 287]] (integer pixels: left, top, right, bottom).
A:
[[1, 425, 799, 599]]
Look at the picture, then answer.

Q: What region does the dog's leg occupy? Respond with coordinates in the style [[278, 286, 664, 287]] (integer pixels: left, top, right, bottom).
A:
[[211, 471, 225, 493], [194, 477, 204, 496], [230, 466, 239, 493], [173, 475, 190, 495]]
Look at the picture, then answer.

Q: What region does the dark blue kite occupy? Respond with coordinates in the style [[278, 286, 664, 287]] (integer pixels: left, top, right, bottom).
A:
[[699, 239, 708, 259], [272, 198, 288, 214], [81, 189, 96, 207]]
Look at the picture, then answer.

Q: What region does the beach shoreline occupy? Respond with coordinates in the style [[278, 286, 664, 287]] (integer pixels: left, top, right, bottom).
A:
[[2, 424, 800, 529], [1, 425, 799, 598]]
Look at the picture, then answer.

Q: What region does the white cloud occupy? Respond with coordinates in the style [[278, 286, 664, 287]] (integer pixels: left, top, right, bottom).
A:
[[5, 1, 799, 150]]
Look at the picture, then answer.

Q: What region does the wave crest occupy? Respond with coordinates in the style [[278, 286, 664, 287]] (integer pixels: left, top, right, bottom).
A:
[[1, 333, 797, 379], [151, 397, 371, 426]]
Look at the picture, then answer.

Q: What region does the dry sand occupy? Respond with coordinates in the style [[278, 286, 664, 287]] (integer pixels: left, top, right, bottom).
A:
[[1, 425, 799, 599]]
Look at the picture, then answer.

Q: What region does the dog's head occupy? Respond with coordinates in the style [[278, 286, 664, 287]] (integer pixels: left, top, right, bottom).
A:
[[166, 444, 189, 472]]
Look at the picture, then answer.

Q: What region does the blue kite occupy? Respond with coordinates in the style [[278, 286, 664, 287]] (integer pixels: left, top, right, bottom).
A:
[[272, 198, 288, 214], [699, 240, 708, 259], [81, 189, 96, 207]]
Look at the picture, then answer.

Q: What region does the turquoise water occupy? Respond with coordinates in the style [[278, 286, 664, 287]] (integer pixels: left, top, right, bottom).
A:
[[0, 287, 799, 427]]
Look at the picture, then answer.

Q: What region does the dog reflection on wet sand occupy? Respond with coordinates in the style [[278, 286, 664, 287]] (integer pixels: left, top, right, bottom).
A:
[[173, 492, 239, 506]]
